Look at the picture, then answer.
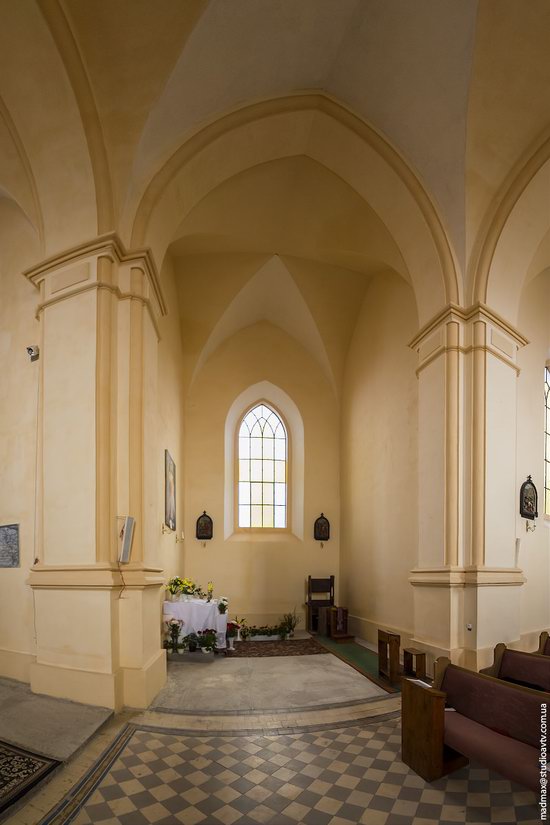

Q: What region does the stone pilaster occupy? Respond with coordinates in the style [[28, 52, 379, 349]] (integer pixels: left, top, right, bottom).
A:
[[409, 304, 528, 670], [24, 233, 167, 709]]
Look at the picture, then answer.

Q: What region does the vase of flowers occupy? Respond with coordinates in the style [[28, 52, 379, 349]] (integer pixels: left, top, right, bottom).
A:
[[165, 618, 183, 654], [180, 578, 196, 601], [166, 577, 184, 600], [218, 596, 229, 614], [226, 621, 240, 651]]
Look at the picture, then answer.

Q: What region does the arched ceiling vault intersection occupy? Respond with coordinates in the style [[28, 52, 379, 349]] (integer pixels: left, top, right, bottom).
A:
[[135, 95, 459, 327]]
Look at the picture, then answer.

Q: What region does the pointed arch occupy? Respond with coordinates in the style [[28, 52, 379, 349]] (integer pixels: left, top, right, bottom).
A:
[[225, 382, 304, 540]]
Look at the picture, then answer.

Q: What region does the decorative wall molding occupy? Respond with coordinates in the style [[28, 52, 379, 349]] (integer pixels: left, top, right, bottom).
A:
[[409, 302, 529, 375], [409, 566, 526, 587], [23, 231, 166, 316]]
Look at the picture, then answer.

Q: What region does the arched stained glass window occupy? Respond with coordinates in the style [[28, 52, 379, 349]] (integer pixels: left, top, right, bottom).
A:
[[545, 367, 550, 515], [238, 403, 287, 528]]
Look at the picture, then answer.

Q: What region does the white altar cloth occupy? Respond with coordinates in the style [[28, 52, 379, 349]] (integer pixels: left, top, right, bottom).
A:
[[163, 599, 228, 649]]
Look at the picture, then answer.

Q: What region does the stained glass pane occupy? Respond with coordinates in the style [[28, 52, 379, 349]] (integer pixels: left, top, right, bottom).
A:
[[237, 402, 287, 528], [275, 460, 285, 482], [275, 506, 286, 528], [239, 482, 250, 505], [250, 459, 262, 481], [239, 459, 250, 481], [262, 505, 274, 527], [274, 439, 286, 460], [262, 483, 274, 505], [251, 482, 262, 505], [263, 460, 274, 482], [239, 506, 250, 527], [275, 483, 286, 506], [239, 437, 250, 459]]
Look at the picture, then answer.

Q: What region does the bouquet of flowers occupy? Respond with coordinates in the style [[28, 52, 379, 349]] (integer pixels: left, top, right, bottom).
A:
[[166, 576, 184, 596], [165, 618, 183, 653], [181, 577, 196, 595], [218, 596, 229, 614], [206, 581, 214, 602], [226, 621, 240, 638]]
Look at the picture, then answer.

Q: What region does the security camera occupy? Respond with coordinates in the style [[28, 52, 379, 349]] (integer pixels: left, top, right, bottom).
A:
[[26, 345, 39, 361]]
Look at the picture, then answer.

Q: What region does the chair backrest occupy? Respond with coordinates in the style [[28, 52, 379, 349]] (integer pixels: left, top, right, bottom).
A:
[[307, 575, 334, 604], [538, 631, 550, 656], [499, 648, 550, 691]]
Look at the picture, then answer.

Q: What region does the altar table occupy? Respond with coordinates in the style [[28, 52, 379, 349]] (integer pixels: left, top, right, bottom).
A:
[[163, 599, 228, 649]]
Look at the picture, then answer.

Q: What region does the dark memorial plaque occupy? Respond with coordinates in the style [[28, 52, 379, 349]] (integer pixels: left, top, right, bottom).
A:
[[0, 524, 20, 568]]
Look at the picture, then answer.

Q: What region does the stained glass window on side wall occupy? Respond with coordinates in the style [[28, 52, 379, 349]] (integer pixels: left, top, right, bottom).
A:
[[238, 403, 287, 528]]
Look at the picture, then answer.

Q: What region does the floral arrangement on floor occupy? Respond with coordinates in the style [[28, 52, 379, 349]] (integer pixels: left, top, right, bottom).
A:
[[238, 609, 300, 641], [165, 618, 184, 653], [226, 621, 240, 638]]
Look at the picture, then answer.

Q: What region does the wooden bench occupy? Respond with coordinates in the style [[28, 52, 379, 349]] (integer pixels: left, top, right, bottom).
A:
[[378, 629, 400, 683], [402, 657, 550, 791], [480, 643, 550, 691], [537, 631, 550, 656]]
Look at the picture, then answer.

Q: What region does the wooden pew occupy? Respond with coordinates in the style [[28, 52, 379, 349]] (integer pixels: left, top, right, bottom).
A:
[[402, 658, 549, 791], [480, 643, 550, 691], [537, 631, 550, 656]]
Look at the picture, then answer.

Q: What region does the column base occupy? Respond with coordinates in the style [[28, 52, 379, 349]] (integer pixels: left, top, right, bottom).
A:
[[29, 649, 167, 710]]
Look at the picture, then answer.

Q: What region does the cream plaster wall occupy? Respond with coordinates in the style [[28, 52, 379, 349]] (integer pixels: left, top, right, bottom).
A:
[[0, 206, 41, 681], [340, 272, 418, 646], [155, 256, 186, 581], [516, 271, 550, 638], [182, 321, 340, 628]]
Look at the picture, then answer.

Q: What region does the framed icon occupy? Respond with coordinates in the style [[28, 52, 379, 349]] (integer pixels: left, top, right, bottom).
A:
[[314, 513, 330, 542], [165, 450, 176, 531], [196, 511, 213, 540], [519, 475, 538, 520]]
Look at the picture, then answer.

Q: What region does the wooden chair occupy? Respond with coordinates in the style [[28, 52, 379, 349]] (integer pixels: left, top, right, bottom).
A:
[[306, 575, 334, 633]]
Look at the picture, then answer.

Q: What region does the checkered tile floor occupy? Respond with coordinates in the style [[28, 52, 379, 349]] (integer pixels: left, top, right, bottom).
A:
[[50, 720, 539, 825]]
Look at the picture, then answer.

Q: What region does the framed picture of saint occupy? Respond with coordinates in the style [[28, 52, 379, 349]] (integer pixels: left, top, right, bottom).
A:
[[165, 450, 176, 531], [314, 513, 330, 542], [196, 511, 213, 541], [519, 475, 538, 520]]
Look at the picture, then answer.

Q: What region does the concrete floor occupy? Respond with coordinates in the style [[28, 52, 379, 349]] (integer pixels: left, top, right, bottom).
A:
[[153, 653, 386, 713], [0, 677, 112, 761]]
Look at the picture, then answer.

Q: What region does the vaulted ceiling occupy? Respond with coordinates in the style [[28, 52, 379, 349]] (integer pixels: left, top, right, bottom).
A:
[[1, 0, 550, 343]]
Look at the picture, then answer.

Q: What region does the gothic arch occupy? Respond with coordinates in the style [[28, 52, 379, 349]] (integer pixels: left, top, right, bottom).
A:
[[130, 94, 460, 325]]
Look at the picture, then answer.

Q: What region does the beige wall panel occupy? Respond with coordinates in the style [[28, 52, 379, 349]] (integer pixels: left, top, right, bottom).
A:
[[484, 356, 517, 567], [418, 363, 445, 568], [183, 322, 339, 626], [0, 264, 40, 671], [42, 292, 97, 565], [516, 272, 550, 636], [34, 589, 113, 672], [340, 273, 417, 638]]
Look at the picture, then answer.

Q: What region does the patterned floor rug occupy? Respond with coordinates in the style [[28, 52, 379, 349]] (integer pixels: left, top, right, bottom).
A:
[[0, 739, 58, 814], [230, 638, 329, 657]]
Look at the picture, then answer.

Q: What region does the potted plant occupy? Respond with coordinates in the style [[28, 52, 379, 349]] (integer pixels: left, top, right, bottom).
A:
[[280, 608, 300, 638], [217, 596, 229, 614], [197, 629, 217, 653], [165, 618, 183, 654], [185, 632, 199, 652], [226, 621, 240, 650]]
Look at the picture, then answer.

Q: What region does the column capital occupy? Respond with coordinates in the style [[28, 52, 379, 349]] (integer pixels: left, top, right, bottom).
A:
[[409, 302, 529, 375], [23, 232, 166, 335]]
